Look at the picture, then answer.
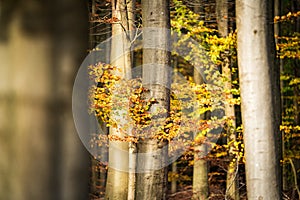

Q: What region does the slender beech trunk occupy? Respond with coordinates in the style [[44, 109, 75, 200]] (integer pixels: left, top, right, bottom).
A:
[[171, 162, 177, 194], [105, 0, 134, 199], [274, 0, 288, 192], [193, 64, 209, 200], [223, 58, 239, 200], [216, 0, 239, 199], [171, 57, 179, 195], [236, 0, 281, 199], [291, 1, 300, 192], [192, 147, 208, 200], [191, 2, 209, 199], [125, 2, 136, 200], [216, 0, 228, 36], [135, 0, 171, 199]]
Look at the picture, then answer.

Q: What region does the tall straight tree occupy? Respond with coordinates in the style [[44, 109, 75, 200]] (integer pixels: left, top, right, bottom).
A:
[[135, 0, 171, 199], [105, 0, 135, 199], [192, 3, 209, 200], [193, 71, 209, 200], [236, 0, 281, 199], [274, 0, 288, 192], [216, 0, 239, 199]]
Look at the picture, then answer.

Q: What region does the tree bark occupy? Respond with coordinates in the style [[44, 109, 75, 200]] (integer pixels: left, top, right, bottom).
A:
[[193, 66, 209, 200], [236, 0, 282, 199], [171, 162, 177, 194], [216, 0, 239, 199], [274, 0, 288, 193], [192, 144, 209, 200], [216, 0, 228, 37], [191, 3, 210, 199], [135, 0, 171, 199], [105, 0, 134, 199]]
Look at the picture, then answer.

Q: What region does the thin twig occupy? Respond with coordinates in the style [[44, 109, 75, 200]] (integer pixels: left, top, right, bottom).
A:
[[130, 23, 142, 47]]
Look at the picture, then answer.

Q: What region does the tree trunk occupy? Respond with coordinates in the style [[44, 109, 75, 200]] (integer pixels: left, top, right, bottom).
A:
[[193, 66, 209, 200], [191, 3, 209, 199], [105, 0, 134, 199], [54, 1, 90, 199], [126, 2, 136, 200], [135, 0, 171, 199], [216, 0, 239, 199], [192, 0, 205, 18], [0, 0, 89, 200], [216, 0, 228, 37], [274, 0, 288, 193], [171, 162, 177, 194], [236, 0, 282, 199], [223, 58, 239, 200], [192, 144, 209, 200]]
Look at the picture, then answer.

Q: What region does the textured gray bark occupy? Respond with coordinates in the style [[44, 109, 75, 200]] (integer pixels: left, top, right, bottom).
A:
[[0, 0, 89, 200], [236, 0, 281, 199], [135, 0, 171, 199]]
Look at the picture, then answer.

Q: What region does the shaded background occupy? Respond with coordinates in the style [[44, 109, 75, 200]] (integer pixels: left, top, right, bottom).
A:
[[0, 0, 90, 199]]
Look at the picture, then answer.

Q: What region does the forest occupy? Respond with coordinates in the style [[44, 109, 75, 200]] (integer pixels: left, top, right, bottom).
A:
[[0, 0, 300, 200]]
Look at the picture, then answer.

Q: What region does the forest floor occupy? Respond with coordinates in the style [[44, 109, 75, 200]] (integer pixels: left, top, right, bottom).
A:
[[167, 185, 248, 200]]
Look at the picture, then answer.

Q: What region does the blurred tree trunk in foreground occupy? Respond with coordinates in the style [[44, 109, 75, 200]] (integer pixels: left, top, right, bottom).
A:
[[0, 1, 89, 200]]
